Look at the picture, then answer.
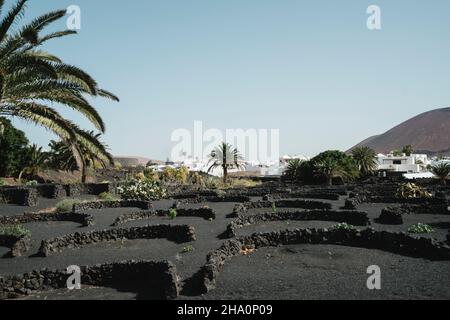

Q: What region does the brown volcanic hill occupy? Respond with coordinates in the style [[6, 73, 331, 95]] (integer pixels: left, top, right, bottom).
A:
[[350, 107, 450, 155]]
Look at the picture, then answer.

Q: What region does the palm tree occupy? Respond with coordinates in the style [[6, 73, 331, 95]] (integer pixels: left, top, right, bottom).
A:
[[18, 144, 48, 180], [314, 157, 344, 186], [207, 142, 245, 183], [431, 162, 450, 185], [351, 146, 378, 176], [402, 145, 414, 156], [0, 0, 119, 182], [284, 159, 304, 181], [312, 150, 359, 186], [48, 130, 113, 174]]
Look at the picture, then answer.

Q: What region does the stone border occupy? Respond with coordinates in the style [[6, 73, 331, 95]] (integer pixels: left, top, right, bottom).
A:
[[225, 210, 370, 238], [0, 235, 30, 258], [0, 260, 180, 300], [276, 192, 341, 201], [0, 212, 94, 227], [112, 208, 216, 226], [172, 195, 251, 204], [192, 228, 450, 294], [0, 183, 118, 207], [73, 200, 152, 212], [242, 200, 332, 211], [38, 224, 196, 257], [377, 207, 404, 225], [0, 187, 38, 207]]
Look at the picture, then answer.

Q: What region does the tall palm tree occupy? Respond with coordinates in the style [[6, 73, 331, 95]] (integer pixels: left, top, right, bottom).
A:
[[0, 0, 119, 182], [207, 142, 245, 183], [312, 151, 359, 186], [18, 144, 48, 180], [284, 159, 304, 181], [351, 146, 378, 176], [431, 162, 450, 185]]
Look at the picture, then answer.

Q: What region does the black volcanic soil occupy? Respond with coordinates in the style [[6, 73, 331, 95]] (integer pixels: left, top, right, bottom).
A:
[[1, 192, 450, 300]]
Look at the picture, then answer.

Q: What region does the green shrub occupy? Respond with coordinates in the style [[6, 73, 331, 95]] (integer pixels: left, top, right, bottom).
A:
[[0, 178, 5, 186], [331, 223, 357, 231], [408, 223, 434, 234], [56, 199, 79, 213], [0, 225, 31, 238], [168, 208, 177, 220], [117, 178, 167, 201], [98, 192, 119, 202], [25, 180, 39, 187], [191, 172, 204, 186], [180, 245, 194, 254], [144, 167, 159, 181], [396, 183, 432, 199], [271, 202, 277, 214]]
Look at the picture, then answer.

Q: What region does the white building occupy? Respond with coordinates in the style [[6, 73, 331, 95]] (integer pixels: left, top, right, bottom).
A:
[[377, 153, 430, 173]]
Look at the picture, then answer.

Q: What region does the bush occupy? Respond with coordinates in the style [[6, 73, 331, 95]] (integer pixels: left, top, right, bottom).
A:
[[98, 192, 119, 202], [160, 167, 188, 185], [0, 178, 5, 186], [117, 178, 167, 201], [168, 208, 177, 220], [25, 180, 39, 187], [180, 245, 194, 254], [408, 223, 434, 234], [0, 117, 30, 177], [331, 223, 357, 231], [229, 179, 261, 188], [144, 167, 159, 181], [396, 183, 432, 199], [56, 199, 79, 213], [0, 225, 31, 238], [191, 172, 204, 186]]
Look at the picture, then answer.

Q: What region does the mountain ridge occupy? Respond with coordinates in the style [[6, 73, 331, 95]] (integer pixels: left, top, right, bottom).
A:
[[350, 107, 450, 155]]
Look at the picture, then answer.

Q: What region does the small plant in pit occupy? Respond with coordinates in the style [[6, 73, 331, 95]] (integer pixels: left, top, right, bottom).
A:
[[396, 183, 432, 199], [181, 245, 194, 254], [25, 180, 39, 187], [168, 208, 177, 220], [271, 202, 278, 214], [98, 192, 119, 202], [56, 199, 82, 213], [0, 225, 31, 238], [331, 223, 357, 231], [408, 223, 434, 234], [117, 178, 167, 201]]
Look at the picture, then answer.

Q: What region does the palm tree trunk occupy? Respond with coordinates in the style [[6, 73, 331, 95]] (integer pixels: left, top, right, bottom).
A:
[[327, 175, 333, 186], [223, 165, 228, 183]]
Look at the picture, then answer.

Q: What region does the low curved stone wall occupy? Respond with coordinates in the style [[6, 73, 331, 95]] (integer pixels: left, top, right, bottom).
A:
[[64, 183, 115, 197], [226, 210, 370, 238], [377, 207, 404, 225], [0, 212, 94, 227], [193, 228, 450, 294], [0, 187, 38, 207], [38, 224, 196, 257], [0, 260, 180, 300], [35, 184, 67, 199], [243, 200, 332, 211], [0, 235, 30, 258], [112, 208, 216, 226], [73, 200, 152, 212]]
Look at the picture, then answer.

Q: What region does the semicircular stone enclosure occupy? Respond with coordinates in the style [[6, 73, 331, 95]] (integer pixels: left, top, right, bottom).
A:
[[0, 180, 449, 300]]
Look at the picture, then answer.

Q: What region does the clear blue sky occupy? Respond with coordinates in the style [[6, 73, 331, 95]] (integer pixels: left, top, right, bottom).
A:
[[6, 0, 450, 160]]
